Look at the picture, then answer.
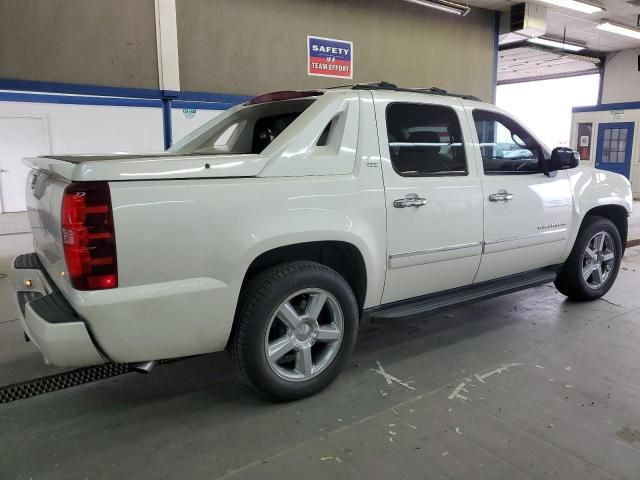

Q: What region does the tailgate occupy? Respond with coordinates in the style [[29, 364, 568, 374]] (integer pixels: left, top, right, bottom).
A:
[[26, 168, 72, 294]]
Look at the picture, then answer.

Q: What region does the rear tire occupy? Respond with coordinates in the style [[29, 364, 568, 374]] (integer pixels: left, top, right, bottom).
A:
[[234, 261, 359, 401], [555, 216, 622, 301]]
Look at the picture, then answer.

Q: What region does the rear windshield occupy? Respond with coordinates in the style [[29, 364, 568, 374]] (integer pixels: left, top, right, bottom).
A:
[[168, 99, 315, 155]]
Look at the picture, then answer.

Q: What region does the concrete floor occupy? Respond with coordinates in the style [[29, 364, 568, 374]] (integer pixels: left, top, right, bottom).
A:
[[1, 207, 640, 480]]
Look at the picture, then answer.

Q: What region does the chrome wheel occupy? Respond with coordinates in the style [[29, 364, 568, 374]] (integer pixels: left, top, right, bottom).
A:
[[264, 288, 344, 382], [582, 231, 616, 289]]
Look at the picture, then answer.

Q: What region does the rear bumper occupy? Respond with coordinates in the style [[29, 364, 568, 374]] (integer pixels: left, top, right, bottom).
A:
[[11, 253, 105, 367]]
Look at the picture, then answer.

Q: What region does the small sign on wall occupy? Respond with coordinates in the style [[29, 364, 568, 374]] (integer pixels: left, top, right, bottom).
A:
[[610, 110, 625, 120], [182, 108, 197, 119], [307, 36, 353, 79]]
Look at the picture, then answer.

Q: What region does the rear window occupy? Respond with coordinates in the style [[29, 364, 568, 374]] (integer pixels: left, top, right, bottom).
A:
[[251, 113, 303, 153], [168, 98, 315, 155], [386, 103, 467, 176]]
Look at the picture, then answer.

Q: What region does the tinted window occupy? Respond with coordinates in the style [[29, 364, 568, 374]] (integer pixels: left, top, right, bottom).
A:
[[473, 110, 542, 174], [386, 103, 467, 176]]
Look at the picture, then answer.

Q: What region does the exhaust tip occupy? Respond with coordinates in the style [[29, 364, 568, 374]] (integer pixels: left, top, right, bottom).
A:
[[128, 361, 156, 374]]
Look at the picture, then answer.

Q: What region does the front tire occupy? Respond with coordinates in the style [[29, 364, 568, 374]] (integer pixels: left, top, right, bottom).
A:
[[555, 216, 623, 301], [234, 261, 359, 401]]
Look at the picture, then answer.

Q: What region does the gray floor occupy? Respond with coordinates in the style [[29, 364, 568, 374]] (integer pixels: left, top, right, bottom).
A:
[[1, 208, 640, 480]]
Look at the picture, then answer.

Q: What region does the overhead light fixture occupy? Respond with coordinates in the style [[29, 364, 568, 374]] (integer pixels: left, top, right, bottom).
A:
[[527, 36, 586, 51], [402, 0, 471, 16], [597, 20, 640, 40], [536, 0, 603, 14]]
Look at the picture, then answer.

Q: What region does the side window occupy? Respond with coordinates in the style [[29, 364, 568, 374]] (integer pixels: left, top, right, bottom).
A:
[[473, 110, 543, 174], [386, 103, 467, 176]]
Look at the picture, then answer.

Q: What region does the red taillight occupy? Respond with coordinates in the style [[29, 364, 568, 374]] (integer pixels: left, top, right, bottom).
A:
[[61, 182, 117, 290]]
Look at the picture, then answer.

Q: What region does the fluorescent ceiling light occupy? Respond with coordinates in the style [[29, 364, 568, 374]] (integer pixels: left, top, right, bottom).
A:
[[597, 21, 640, 40], [527, 36, 586, 51], [537, 0, 602, 14], [402, 0, 471, 16]]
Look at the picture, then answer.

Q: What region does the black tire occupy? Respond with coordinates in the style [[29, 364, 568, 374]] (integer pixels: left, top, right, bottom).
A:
[[555, 216, 623, 301], [234, 261, 359, 401]]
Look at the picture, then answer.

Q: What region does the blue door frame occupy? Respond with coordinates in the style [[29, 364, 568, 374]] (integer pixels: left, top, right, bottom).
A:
[[595, 122, 635, 178]]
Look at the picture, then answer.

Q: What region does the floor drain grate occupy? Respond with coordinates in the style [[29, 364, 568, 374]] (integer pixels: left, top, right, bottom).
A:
[[0, 363, 131, 404]]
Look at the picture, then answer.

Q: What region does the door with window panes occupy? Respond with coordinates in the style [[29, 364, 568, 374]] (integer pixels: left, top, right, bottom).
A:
[[372, 92, 484, 304], [595, 122, 634, 179], [469, 108, 573, 283]]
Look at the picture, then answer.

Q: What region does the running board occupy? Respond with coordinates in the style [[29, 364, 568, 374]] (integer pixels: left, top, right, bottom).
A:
[[370, 268, 558, 321]]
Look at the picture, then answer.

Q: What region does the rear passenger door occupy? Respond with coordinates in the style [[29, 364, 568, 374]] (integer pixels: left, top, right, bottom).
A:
[[468, 107, 573, 282], [372, 92, 484, 304]]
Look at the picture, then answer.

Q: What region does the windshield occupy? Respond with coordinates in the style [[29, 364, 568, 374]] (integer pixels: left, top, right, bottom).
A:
[[168, 98, 316, 155]]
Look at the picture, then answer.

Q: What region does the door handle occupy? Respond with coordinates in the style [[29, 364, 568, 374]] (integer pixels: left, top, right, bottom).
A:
[[393, 195, 428, 208], [0, 169, 7, 173], [488, 191, 514, 202]]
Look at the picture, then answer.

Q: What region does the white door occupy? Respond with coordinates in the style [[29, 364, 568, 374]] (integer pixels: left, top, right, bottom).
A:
[[468, 107, 574, 282], [0, 116, 50, 213], [372, 92, 485, 304]]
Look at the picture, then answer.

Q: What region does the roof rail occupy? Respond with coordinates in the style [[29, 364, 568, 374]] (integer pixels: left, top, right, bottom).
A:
[[343, 81, 481, 101]]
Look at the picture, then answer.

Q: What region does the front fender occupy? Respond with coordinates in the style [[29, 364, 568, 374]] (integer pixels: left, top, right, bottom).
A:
[[563, 166, 633, 257]]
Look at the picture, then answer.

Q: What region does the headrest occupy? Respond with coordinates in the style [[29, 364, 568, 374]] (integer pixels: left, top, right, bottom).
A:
[[407, 131, 441, 144]]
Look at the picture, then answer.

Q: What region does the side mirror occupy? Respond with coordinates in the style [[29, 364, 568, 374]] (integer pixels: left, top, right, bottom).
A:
[[547, 147, 580, 174]]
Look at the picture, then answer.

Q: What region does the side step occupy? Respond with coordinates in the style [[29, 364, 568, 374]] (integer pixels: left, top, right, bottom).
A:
[[371, 268, 558, 320]]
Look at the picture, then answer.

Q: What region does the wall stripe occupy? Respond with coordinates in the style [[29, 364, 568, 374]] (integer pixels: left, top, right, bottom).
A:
[[172, 100, 239, 110], [0, 91, 241, 111], [573, 101, 640, 113], [0, 91, 162, 108], [0, 78, 251, 105]]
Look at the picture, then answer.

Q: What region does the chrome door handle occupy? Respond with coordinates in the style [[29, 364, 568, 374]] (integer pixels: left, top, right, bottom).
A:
[[393, 196, 428, 208], [0, 169, 7, 173], [488, 191, 514, 202]]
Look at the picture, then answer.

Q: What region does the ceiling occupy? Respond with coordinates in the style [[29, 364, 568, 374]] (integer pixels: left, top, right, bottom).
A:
[[497, 45, 601, 83], [464, 0, 640, 82], [469, 0, 640, 51]]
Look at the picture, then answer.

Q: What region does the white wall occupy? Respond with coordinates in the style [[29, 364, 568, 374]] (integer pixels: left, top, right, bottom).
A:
[[571, 108, 640, 199], [0, 98, 226, 212], [0, 100, 164, 154], [601, 48, 640, 104], [0, 100, 225, 154]]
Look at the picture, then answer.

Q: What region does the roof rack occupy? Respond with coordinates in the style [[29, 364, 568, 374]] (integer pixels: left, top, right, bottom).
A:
[[339, 81, 481, 101]]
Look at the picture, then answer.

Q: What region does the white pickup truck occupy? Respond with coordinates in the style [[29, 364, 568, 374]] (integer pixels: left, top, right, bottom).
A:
[[11, 83, 633, 400]]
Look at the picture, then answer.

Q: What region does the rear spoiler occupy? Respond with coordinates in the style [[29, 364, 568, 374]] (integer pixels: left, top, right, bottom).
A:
[[22, 152, 164, 181], [23, 156, 76, 181]]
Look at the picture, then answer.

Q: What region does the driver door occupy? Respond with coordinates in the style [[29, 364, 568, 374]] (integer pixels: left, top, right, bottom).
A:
[[469, 108, 574, 282]]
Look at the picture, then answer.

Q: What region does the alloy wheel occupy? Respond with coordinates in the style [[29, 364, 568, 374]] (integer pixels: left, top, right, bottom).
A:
[[582, 231, 616, 289], [264, 288, 344, 382]]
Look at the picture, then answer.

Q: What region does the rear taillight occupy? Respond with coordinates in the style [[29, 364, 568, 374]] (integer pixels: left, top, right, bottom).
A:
[[61, 182, 117, 290]]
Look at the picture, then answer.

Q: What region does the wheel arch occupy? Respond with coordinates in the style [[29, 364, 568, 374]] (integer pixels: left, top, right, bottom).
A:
[[226, 241, 369, 351], [583, 204, 629, 250], [240, 241, 368, 310]]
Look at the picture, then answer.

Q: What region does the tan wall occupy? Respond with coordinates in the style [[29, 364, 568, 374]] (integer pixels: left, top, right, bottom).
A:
[[0, 0, 158, 89], [176, 0, 496, 101]]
